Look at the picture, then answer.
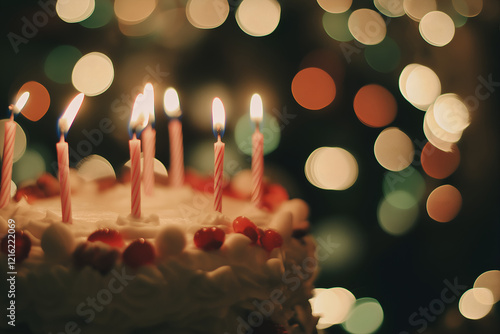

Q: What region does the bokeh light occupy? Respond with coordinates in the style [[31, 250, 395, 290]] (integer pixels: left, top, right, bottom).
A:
[[56, 0, 95, 23], [323, 11, 353, 42], [421, 142, 460, 179], [10, 181, 17, 198], [12, 149, 46, 184], [452, 0, 483, 17], [44, 45, 82, 84], [236, 0, 281, 37], [404, 0, 437, 22], [353, 84, 397, 127], [378, 194, 418, 236], [342, 297, 384, 334], [124, 158, 168, 178], [317, 0, 352, 13], [72, 52, 114, 96], [423, 118, 453, 152], [292, 67, 336, 110], [374, 0, 405, 17], [474, 270, 500, 303], [433, 94, 470, 133], [424, 102, 463, 145], [374, 127, 414, 171], [459, 288, 494, 320], [348, 9, 386, 45], [312, 217, 363, 272], [426, 184, 462, 223], [400, 64, 441, 110], [77, 155, 116, 181], [364, 36, 401, 73], [0, 120, 27, 163], [419, 11, 455, 47], [186, 0, 229, 29], [234, 113, 280, 156], [15, 82, 50, 122], [305, 147, 358, 190], [382, 166, 426, 203], [80, 0, 114, 29], [310, 287, 356, 329], [114, 0, 157, 24]]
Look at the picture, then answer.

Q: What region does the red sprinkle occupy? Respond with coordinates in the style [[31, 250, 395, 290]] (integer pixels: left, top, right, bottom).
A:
[[88, 228, 125, 248], [260, 229, 283, 252], [194, 227, 225, 251], [122, 238, 156, 268], [0, 230, 31, 263]]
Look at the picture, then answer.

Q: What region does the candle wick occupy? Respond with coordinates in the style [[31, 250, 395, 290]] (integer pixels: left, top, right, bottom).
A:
[[59, 133, 65, 143], [133, 132, 137, 140]]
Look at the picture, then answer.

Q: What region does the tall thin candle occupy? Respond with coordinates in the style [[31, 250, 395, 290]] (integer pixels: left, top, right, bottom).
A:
[[142, 83, 155, 196], [164, 88, 184, 187], [0, 92, 29, 208], [250, 94, 264, 208], [57, 93, 85, 223], [129, 94, 148, 218], [212, 98, 225, 213]]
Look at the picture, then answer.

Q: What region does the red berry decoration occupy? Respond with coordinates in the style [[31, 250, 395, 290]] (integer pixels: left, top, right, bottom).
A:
[[1, 231, 31, 263], [233, 216, 259, 244], [122, 238, 156, 268], [194, 227, 225, 251], [260, 229, 283, 252], [88, 228, 125, 248]]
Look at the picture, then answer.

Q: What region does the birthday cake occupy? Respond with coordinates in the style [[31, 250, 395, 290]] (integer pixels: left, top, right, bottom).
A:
[[0, 170, 318, 334]]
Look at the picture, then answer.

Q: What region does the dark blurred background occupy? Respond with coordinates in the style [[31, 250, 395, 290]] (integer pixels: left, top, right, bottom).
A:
[[1, 0, 500, 333]]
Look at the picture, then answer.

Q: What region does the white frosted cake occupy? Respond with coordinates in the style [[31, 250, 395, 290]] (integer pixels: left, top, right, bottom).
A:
[[0, 171, 318, 334]]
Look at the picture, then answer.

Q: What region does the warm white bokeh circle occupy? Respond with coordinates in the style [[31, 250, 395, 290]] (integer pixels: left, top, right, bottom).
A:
[[72, 52, 114, 96], [459, 288, 494, 320], [374, 127, 414, 171], [236, 0, 281, 37], [348, 9, 386, 45], [419, 11, 455, 47], [305, 147, 358, 190], [56, 0, 95, 23], [186, 0, 229, 29]]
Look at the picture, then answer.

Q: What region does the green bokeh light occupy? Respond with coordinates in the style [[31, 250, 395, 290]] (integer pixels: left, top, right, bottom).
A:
[[12, 149, 46, 184], [322, 11, 353, 42], [234, 112, 280, 156], [364, 36, 401, 73], [80, 0, 114, 29], [377, 196, 418, 236], [342, 297, 384, 334], [44, 45, 82, 84], [382, 166, 426, 203]]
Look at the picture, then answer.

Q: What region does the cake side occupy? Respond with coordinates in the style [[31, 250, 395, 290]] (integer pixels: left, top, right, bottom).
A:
[[0, 174, 318, 334]]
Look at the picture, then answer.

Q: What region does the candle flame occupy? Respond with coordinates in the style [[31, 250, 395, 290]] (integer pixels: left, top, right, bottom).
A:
[[163, 87, 181, 118], [129, 93, 149, 135], [212, 97, 225, 137], [144, 83, 155, 124], [59, 93, 85, 134], [13, 92, 30, 114], [250, 93, 263, 123]]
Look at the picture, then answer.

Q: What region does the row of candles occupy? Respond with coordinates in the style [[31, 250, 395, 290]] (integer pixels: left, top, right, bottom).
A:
[[0, 84, 266, 223]]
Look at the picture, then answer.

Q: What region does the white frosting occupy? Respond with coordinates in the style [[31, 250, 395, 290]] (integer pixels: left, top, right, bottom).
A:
[[0, 176, 317, 334]]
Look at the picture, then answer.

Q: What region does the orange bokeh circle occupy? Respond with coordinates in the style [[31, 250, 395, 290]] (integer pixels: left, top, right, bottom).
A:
[[353, 84, 397, 127], [16, 81, 50, 121], [421, 142, 460, 179], [426, 184, 462, 223], [291, 67, 336, 110]]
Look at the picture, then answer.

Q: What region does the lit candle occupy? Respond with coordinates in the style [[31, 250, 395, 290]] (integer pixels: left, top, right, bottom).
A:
[[0, 92, 29, 208], [141, 83, 155, 196], [129, 94, 149, 218], [163, 87, 184, 187], [212, 98, 225, 213], [57, 93, 85, 223], [250, 94, 264, 208]]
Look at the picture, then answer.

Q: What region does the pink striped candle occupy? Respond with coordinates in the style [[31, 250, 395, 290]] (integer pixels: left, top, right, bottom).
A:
[[250, 94, 264, 208], [212, 98, 225, 212], [57, 135, 71, 223], [0, 113, 16, 208], [57, 93, 85, 223], [141, 125, 155, 196], [168, 119, 184, 187], [164, 88, 184, 187], [142, 83, 155, 196], [130, 133, 141, 218]]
